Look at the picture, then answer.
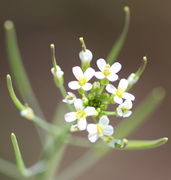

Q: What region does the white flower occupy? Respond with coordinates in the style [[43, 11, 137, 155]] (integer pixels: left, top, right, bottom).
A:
[[108, 139, 123, 148], [87, 116, 114, 143], [116, 100, 133, 118], [95, 58, 121, 82], [79, 49, 93, 63], [106, 79, 135, 104], [68, 66, 95, 91], [20, 107, 34, 120], [51, 65, 64, 78], [64, 99, 97, 130], [62, 92, 76, 104], [127, 73, 139, 86]]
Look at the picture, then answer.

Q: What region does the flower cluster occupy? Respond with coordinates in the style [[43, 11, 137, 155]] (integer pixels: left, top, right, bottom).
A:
[[61, 46, 135, 147]]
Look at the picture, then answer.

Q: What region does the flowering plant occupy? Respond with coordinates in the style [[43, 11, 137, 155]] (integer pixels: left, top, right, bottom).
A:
[[1, 6, 168, 180]]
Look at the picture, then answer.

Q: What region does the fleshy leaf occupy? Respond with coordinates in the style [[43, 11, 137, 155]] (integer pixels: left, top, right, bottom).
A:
[[107, 6, 130, 64]]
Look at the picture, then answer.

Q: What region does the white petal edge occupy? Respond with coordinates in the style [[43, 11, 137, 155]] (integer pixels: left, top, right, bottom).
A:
[[68, 81, 80, 90], [84, 67, 95, 81], [123, 92, 135, 101], [82, 83, 92, 91], [99, 116, 109, 126], [72, 66, 84, 80], [96, 58, 106, 72], [110, 62, 122, 73], [74, 99, 84, 110], [84, 107, 97, 116], [107, 73, 118, 82], [106, 84, 116, 94], [88, 133, 98, 143], [103, 125, 114, 136], [118, 79, 128, 91], [114, 96, 123, 104], [87, 124, 97, 133], [77, 118, 87, 130], [123, 111, 132, 118], [64, 112, 77, 122], [95, 71, 105, 79]]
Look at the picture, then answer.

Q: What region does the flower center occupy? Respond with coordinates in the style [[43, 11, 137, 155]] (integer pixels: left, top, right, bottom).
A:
[[97, 125, 104, 137], [103, 64, 111, 76], [66, 95, 74, 100], [116, 88, 124, 98], [76, 110, 86, 119], [78, 78, 87, 86]]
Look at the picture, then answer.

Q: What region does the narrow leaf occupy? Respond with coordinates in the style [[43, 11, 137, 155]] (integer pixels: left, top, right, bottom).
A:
[[115, 87, 165, 138], [107, 6, 130, 64]]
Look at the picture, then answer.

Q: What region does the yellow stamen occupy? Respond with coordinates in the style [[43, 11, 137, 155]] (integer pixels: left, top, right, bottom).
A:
[[103, 64, 111, 76], [97, 125, 104, 137], [116, 88, 124, 98], [76, 110, 86, 119], [78, 78, 87, 86]]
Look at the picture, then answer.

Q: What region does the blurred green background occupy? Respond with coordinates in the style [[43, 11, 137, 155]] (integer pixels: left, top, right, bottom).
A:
[[0, 0, 170, 179]]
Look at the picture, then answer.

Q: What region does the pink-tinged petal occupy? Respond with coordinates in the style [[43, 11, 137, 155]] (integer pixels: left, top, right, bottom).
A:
[[99, 116, 109, 126], [97, 58, 106, 72], [74, 99, 84, 110], [87, 124, 97, 133], [114, 96, 123, 104], [110, 62, 122, 73], [118, 79, 128, 91], [103, 125, 114, 136], [106, 84, 116, 94], [82, 83, 92, 91], [123, 92, 135, 101], [84, 67, 95, 81], [95, 71, 105, 79], [77, 118, 87, 130], [107, 73, 118, 82], [123, 111, 132, 118], [64, 112, 77, 122], [84, 107, 97, 116], [88, 133, 98, 143], [72, 66, 84, 80], [68, 81, 80, 90]]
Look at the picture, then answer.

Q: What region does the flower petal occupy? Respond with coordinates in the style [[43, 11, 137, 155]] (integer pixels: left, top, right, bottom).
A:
[[123, 110, 132, 118], [77, 118, 87, 130], [107, 73, 118, 82], [64, 112, 77, 122], [84, 67, 95, 81], [87, 124, 97, 133], [74, 99, 84, 110], [72, 66, 84, 80], [95, 71, 105, 79], [103, 125, 114, 136], [123, 92, 135, 101], [118, 79, 128, 91], [68, 81, 80, 90], [79, 49, 93, 62], [99, 116, 109, 126], [88, 133, 98, 143], [82, 83, 92, 91], [97, 58, 106, 72], [110, 62, 122, 73], [114, 96, 123, 104], [106, 84, 116, 94], [84, 107, 97, 116]]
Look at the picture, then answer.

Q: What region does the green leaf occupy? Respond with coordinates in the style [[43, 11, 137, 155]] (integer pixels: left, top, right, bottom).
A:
[[10, 133, 29, 177], [4, 20, 44, 118], [115, 87, 165, 139], [107, 6, 130, 64], [124, 138, 168, 150]]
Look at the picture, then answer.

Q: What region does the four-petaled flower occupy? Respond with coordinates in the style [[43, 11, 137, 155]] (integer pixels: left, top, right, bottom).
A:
[[87, 116, 114, 143], [116, 100, 133, 118], [64, 99, 97, 130], [106, 79, 135, 104], [95, 58, 122, 82], [62, 92, 76, 104], [68, 66, 95, 91]]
